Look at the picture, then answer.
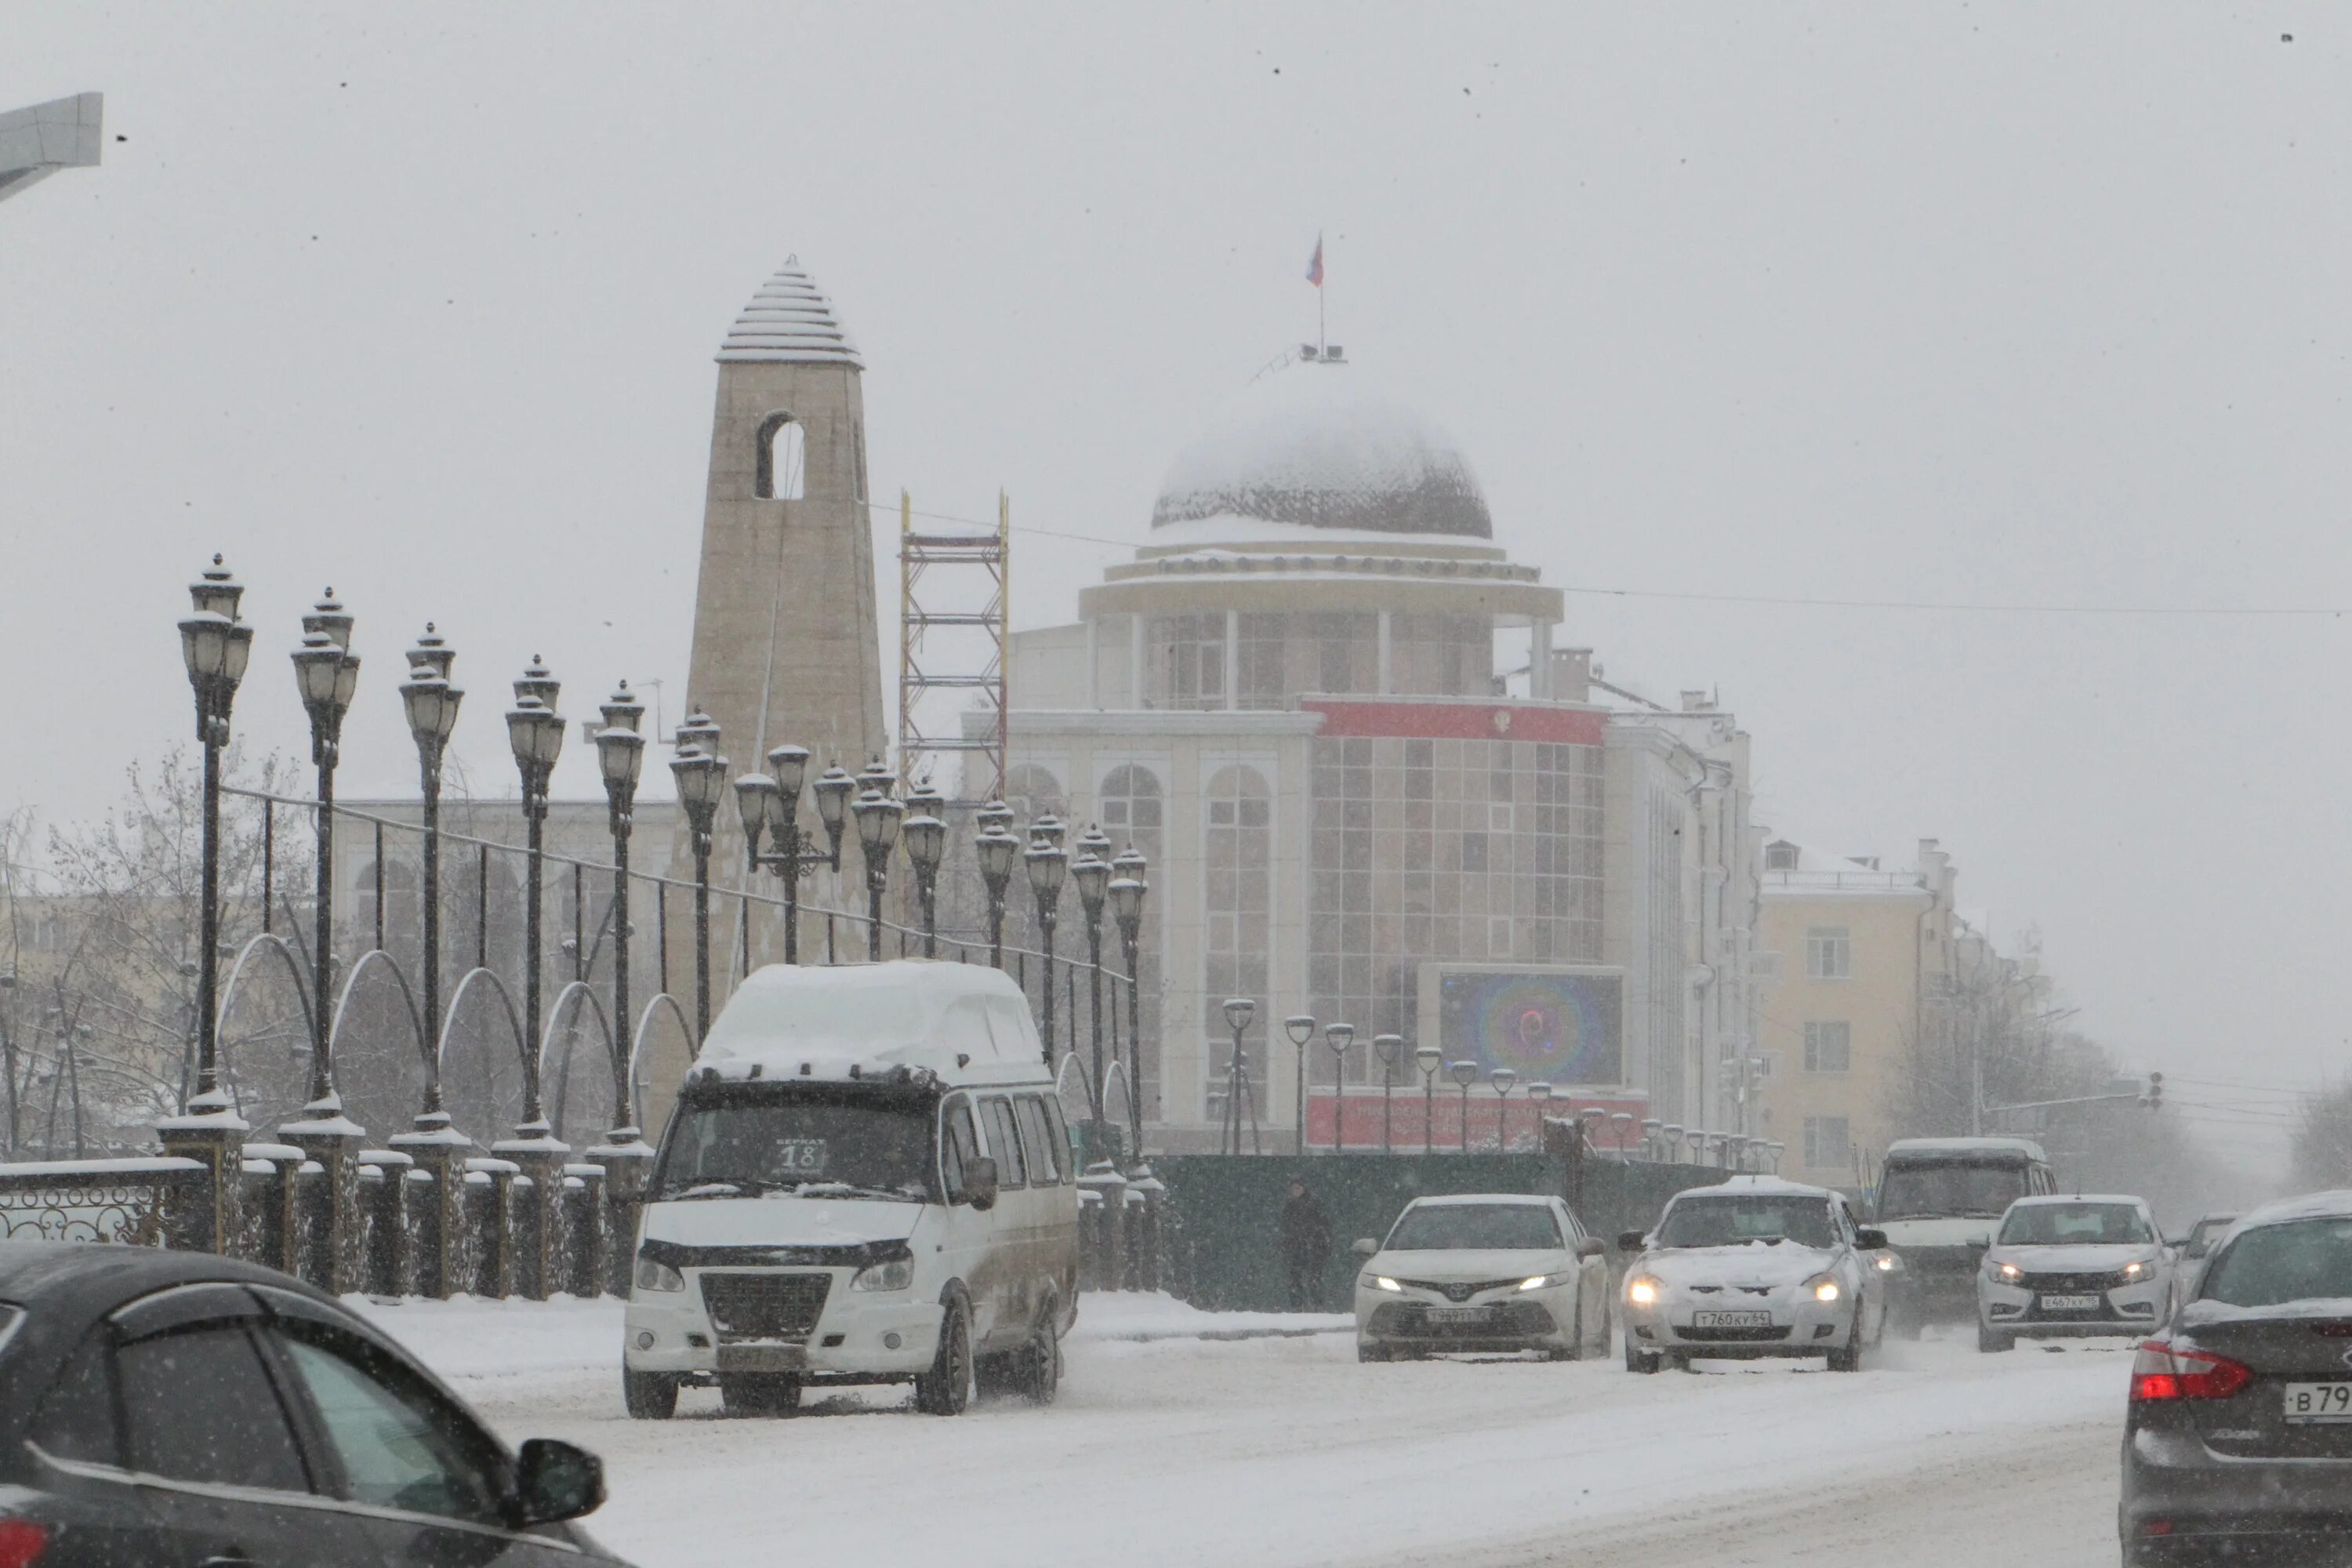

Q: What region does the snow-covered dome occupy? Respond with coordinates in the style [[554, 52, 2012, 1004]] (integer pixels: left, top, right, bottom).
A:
[[716, 257, 862, 368], [1149, 359, 1490, 539]]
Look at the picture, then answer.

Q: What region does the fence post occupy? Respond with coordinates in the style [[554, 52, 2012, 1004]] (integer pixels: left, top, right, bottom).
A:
[[564, 1163, 604, 1297], [388, 1125, 474, 1298], [156, 1109, 249, 1254], [500, 1142, 568, 1301], [1127, 1162, 1164, 1294], [586, 1139, 657, 1297], [356, 1149, 413, 1294], [281, 1114, 366, 1294], [1076, 1160, 1127, 1292]]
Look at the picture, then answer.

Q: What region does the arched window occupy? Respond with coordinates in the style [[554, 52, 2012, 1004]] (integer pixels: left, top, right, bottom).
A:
[[755, 412, 806, 500], [1097, 764, 1163, 864], [1005, 763, 1067, 826], [1203, 764, 1272, 1121]]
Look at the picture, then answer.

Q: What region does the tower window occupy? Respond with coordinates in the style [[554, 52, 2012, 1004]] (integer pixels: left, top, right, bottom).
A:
[[755, 412, 806, 500]]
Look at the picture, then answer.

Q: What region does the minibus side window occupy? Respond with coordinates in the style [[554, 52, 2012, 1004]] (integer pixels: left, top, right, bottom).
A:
[[981, 1098, 1029, 1189], [1014, 1095, 1064, 1186], [1041, 1095, 1076, 1174], [942, 1098, 981, 1204]]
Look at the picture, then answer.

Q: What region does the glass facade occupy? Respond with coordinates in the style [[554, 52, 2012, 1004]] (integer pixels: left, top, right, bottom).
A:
[[1306, 735, 1603, 1083], [1147, 609, 1494, 710], [1202, 764, 1272, 1120]]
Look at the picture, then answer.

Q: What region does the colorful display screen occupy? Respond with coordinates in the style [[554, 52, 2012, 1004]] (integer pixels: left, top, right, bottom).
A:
[[1435, 967, 1624, 1086]]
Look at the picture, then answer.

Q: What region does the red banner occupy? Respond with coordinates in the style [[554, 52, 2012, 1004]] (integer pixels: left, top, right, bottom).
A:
[[1303, 1091, 1649, 1153]]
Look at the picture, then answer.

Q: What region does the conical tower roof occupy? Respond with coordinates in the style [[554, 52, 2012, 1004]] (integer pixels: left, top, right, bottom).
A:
[[716, 257, 863, 368]]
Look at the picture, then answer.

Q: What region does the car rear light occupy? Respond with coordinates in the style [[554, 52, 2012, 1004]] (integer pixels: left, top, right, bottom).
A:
[[0, 1519, 48, 1567], [2131, 1339, 2253, 1402]]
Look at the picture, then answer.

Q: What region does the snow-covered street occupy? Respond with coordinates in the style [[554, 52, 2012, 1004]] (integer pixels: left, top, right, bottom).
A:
[[357, 1294, 2132, 1566]]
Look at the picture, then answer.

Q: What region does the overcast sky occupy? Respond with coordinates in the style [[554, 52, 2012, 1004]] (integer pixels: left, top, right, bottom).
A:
[[6, 4, 2347, 1150]]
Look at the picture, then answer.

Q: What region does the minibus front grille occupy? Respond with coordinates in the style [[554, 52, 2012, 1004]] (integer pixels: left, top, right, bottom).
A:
[[701, 1271, 832, 1341]]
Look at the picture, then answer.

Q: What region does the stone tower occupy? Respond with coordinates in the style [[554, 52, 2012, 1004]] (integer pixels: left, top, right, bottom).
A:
[[681, 260, 886, 775]]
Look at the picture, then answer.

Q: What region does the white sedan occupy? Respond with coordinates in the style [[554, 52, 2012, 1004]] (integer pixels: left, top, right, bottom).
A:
[[1618, 1175, 1889, 1373], [1976, 1193, 2172, 1352], [1352, 1194, 1613, 1362]]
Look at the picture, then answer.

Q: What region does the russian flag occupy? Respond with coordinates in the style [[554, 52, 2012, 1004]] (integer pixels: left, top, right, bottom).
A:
[[1305, 234, 1323, 288]]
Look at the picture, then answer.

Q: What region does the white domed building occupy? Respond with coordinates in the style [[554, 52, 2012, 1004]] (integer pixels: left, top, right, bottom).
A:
[[992, 351, 1759, 1152]]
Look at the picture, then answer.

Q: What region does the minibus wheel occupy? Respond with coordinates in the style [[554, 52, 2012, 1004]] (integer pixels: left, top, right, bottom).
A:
[[916, 1296, 974, 1415], [623, 1368, 678, 1420], [1018, 1314, 1061, 1405]]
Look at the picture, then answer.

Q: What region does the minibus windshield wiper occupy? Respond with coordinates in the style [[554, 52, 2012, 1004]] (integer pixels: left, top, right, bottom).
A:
[[783, 1181, 925, 1202]]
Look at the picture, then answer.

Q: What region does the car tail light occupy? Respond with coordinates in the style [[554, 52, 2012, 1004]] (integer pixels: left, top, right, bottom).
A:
[[2131, 1339, 2253, 1402], [0, 1519, 48, 1567]]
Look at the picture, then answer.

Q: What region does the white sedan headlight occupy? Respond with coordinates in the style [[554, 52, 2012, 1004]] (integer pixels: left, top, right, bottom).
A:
[[1804, 1273, 1841, 1303], [1363, 1274, 1403, 1293], [2122, 1259, 2147, 1280], [1517, 1272, 1573, 1292], [1626, 1276, 1663, 1306], [1989, 1259, 2022, 1283]]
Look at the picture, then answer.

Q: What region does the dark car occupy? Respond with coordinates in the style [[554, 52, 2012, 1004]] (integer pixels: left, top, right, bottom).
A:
[[0, 1240, 622, 1566], [2122, 1192, 2352, 1563]]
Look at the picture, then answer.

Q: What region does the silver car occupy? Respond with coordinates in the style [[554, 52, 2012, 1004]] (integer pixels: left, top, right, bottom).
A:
[[1617, 1176, 1889, 1373], [1976, 1194, 2172, 1352]]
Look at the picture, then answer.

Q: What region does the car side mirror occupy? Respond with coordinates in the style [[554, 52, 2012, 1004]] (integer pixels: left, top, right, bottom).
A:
[[1351, 1237, 1379, 1258], [510, 1438, 604, 1527], [2183, 1241, 2206, 1260], [1577, 1236, 1605, 1260], [964, 1156, 998, 1211], [1617, 1230, 1646, 1254], [1855, 1227, 1889, 1251]]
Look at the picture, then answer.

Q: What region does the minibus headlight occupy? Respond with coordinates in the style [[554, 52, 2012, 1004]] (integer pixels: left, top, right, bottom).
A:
[[851, 1258, 915, 1293], [633, 1254, 684, 1294]]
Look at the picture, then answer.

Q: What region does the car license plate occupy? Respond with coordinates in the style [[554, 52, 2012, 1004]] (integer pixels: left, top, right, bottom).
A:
[[1691, 1310, 1773, 1329], [2284, 1383, 2352, 1423], [1425, 1307, 1490, 1325], [2038, 1294, 2100, 1312]]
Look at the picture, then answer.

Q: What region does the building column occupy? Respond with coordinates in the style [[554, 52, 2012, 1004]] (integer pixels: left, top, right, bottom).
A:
[[1129, 615, 1146, 709], [1223, 609, 1239, 712], [1531, 617, 1553, 699], [1377, 610, 1394, 695], [1086, 617, 1101, 709]]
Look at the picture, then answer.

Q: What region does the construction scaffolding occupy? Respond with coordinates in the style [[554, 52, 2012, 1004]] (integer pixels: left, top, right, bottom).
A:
[[897, 491, 1009, 806]]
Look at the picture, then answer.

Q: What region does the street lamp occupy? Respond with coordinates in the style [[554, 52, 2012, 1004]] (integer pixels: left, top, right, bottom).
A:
[[1372, 1034, 1403, 1154], [1415, 1043, 1442, 1155], [1219, 997, 1254, 1156], [1109, 842, 1149, 1163], [1449, 1060, 1479, 1151], [669, 721, 728, 1041], [1488, 1066, 1517, 1153], [1284, 1014, 1316, 1156], [1611, 1111, 1636, 1162], [852, 784, 903, 963], [975, 813, 1019, 969], [760, 744, 812, 964], [1072, 829, 1112, 1152], [1661, 1123, 1684, 1166], [1528, 1081, 1554, 1152], [290, 592, 360, 1114], [593, 681, 644, 1137], [901, 781, 947, 958], [1025, 832, 1067, 1069], [731, 768, 780, 976], [505, 661, 566, 1130], [399, 624, 463, 1129], [1639, 1118, 1663, 1162], [1578, 1106, 1607, 1160], [177, 556, 254, 1110], [1323, 1024, 1355, 1153]]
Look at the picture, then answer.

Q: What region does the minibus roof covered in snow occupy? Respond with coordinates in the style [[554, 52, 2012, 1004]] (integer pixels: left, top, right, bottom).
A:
[[691, 960, 1050, 1090]]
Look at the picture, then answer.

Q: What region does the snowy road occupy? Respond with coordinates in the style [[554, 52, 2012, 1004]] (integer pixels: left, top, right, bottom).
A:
[[357, 1294, 2129, 1566]]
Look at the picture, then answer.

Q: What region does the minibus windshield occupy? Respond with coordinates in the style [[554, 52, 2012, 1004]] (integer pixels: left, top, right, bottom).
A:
[[653, 1089, 936, 1202]]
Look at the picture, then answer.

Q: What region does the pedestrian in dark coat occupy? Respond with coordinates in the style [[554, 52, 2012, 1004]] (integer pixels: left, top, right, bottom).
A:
[[1279, 1177, 1333, 1311]]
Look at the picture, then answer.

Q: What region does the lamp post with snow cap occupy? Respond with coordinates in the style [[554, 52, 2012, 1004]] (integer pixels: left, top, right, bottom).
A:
[[1110, 841, 1149, 1155], [732, 768, 779, 976], [853, 782, 902, 964], [505, 661, 567, 1128], [1487, 1067, 1517, 1154], [398, 626, 462, 1127], [1450, 1060, 1479, 1151], [1372, 1035, 1402, 1154], [1025, 833, 1066, 1069], [761, 744, 812, 964], [669, 723, 728, 1042], [1219, 998, 1255, 1156], [593, 683, 645, 1134], [1415, 1043, 1442, 1154], [176, 557, 256, 1112], [974, 811, 1018, 971], [1322, 1024, 1355, 1153], [1284, 1015, 1316, 1156], [290, 592, 360, 1113], [1527, 1082, 1553, 1154], [1612, 1111, 1636, 1162], [1073, 828, 1112, 1151], [902, 782, 947, 957]]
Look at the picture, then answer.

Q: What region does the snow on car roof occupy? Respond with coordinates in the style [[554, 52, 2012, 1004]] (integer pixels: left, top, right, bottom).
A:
[[2229, 1189, 2352, 1231], [1885, 1137, 2049, 1161], [695, 960, 1047, 1087], [2005, 1193, 2147, 1207], [1669, 1175, 1838, 1201], [1406, 1192, 1555, 1207]]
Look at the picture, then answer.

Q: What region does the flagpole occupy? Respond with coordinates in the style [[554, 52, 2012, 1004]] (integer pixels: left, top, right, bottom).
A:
[[1319, 228, 1327, 355]]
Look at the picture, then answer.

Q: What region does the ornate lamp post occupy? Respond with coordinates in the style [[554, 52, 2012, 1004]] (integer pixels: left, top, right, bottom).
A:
[[504, 661, 566, 1129], [1528, 1081, 1554, 1152], [852, 783, 903, 962], [290, 592, 360, 1113], [1025, 833, 1067, 1069], [593, 683, 646, 1134], [669, 725, 728, 1040], [901, 782, 947, 957], [1323, 1023, 1355, 1153], [397, 626, 461, 1127], [731, 768, 780, 975], [1661, 1123, 1684, 1165], [176, 557, 256, 1112], [1283, 1014, 1316, 1156], [1109, 846, 1148, 1160], [1450, 1059, 1479, 1150], [1415, 1043, 1442, 1154], [1071, 829, 1112, 1151], [1488, 1066, 1517, 1153], [1372, 1034, 1402, 1154], [1219, 998, 1254, 1156], [1612, 1111, 1637, 1162], [975, 818, 1019, 970], [1640, 1118, 1663, 1161]]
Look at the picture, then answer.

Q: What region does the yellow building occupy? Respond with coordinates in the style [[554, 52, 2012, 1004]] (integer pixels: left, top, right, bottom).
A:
[[1754, 838, 1958, 1189]]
